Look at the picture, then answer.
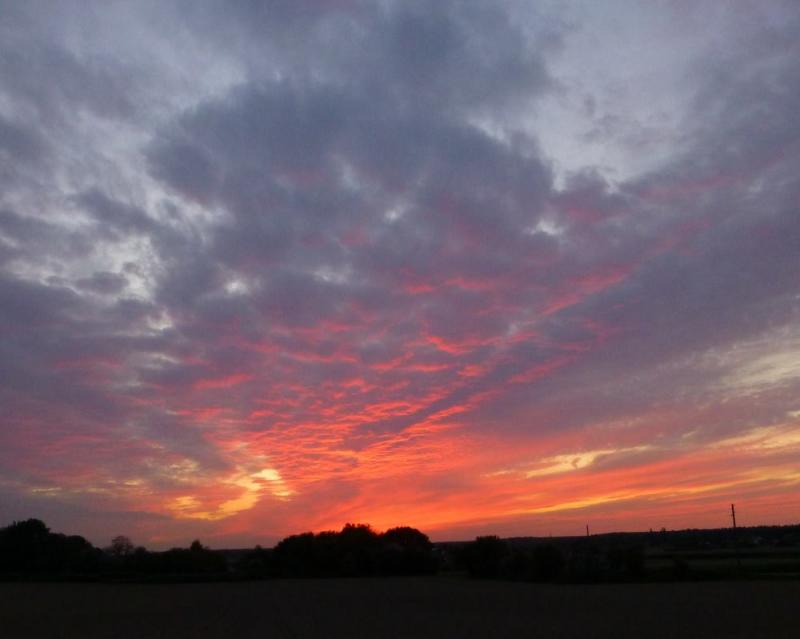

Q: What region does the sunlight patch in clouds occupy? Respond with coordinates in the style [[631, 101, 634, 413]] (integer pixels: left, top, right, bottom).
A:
[[168, 466, 293, 521], [487, 446, 653, 480]]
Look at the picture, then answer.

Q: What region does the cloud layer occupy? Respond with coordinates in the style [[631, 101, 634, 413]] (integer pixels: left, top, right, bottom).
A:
[[1, 0, 799, 546]]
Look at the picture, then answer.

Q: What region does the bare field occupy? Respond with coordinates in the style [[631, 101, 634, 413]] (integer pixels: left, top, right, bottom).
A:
[[1, 578, 797, 639]]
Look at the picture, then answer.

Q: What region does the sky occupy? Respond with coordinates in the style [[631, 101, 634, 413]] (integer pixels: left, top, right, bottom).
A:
[[1, 0, 799, 549]]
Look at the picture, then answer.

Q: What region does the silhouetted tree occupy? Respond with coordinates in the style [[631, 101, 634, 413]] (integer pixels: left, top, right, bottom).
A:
[[0, 519, 51, 572], [273, 532, 318, 576], [379, 526, 437, 575], [108, 535, 134, 558], [153, 540, 227, 574], [338, 523, 380, 576], [0, 519, 101, 574], [266, 523, 436, 578]]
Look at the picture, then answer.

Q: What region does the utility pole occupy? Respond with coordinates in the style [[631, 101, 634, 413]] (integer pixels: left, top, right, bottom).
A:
[[586, 524, 590, 537], [730, 503, 737, 529]]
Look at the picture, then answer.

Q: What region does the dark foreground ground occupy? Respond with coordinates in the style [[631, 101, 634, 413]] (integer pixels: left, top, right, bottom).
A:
[[1, 577, 797, 639]]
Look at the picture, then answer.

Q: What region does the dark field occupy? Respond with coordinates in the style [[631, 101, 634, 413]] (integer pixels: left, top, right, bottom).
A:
[[2, 578, 798, 639]]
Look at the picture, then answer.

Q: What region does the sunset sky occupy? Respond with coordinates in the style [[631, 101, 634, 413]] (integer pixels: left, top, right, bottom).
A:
[[1, 0, 799, 549]]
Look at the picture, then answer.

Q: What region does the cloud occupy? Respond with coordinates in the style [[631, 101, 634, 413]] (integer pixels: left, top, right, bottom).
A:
[[0, 0, 799, 546]]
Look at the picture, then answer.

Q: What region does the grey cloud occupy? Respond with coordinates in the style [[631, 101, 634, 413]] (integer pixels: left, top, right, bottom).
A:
[[77, 190, 161, 238], [444, 8, 800, 442], [75, 271, 129, 295], [0, 116, 45, 164], [0, 7, 137, 126], [0, 274, 81, 330], [0, 209, 96, 267], [362, 1, 553, 113]]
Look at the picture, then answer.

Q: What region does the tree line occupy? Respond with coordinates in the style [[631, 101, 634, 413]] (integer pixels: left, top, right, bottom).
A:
[[0, 519, 438, 579], [0, 519, 225, 577], [457, 535, 644, 582], [5, 518, 795, 582], [239, 523, 437, 578], [0, 518, 623, 582]]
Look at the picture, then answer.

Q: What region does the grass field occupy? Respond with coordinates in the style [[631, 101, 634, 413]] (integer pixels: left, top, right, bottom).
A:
[[1, 577, 797, 638]]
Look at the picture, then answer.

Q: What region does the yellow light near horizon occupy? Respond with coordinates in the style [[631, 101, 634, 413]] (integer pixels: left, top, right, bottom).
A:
[[167, 466, 293, 521]]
